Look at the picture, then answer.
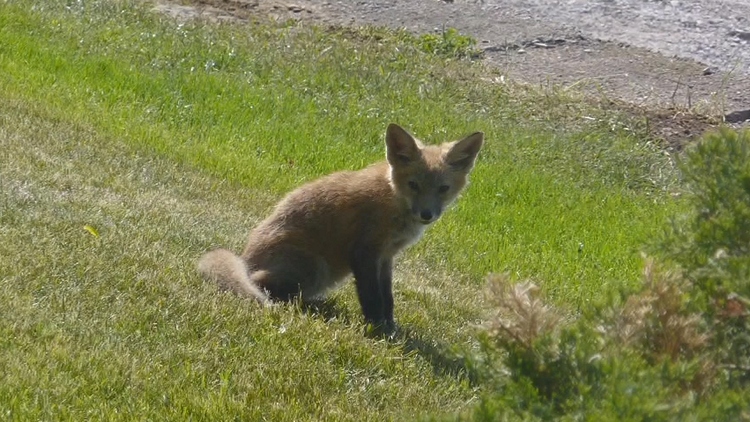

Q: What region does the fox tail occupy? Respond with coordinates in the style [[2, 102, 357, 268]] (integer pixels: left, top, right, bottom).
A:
[[197, 249, 269, 304]]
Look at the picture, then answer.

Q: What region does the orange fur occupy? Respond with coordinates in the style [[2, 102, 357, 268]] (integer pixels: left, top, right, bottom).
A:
[[198, 123, 483, 328]]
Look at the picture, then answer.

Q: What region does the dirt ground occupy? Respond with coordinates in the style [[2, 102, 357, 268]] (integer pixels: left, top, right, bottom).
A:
[[154, 0, 750, 147]]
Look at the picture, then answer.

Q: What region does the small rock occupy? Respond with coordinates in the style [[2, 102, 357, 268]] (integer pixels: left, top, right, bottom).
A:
[[288, 5, 303, 13], [517, 49, 526, 54], [702, 66, 718, 75], [725, 109, 750, 123], [728, 30, 750, 41]]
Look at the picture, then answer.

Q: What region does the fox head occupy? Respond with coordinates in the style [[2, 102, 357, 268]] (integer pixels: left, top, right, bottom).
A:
[[385, 123, 484, 225]]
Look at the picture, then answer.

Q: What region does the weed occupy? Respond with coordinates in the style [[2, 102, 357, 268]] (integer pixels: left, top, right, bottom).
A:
[[418, 28, 483, 60]]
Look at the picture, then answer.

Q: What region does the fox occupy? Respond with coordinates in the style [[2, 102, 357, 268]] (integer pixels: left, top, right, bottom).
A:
[[198, 123, 483, 330]]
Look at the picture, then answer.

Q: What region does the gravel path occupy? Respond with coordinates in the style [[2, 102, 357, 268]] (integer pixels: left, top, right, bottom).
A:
[[316, 0, 750, 75], [156, 0, 750, 139], [530, 0, 750, 74]]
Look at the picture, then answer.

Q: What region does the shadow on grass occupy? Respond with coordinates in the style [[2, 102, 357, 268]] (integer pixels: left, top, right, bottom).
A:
[[299, 300, 482, 385], [395, 325, 482, 386], [298, 298, 356, 325]]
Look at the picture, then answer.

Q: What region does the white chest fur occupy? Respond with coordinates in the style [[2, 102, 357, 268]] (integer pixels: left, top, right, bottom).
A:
[[386, 218, 427, 256]]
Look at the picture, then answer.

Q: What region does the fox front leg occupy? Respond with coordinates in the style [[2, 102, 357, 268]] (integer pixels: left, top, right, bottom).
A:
[[350, 246, 391, 328], [379, 258, 395, 327]]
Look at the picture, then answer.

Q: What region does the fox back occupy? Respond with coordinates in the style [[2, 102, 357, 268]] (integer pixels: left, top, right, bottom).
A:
[[198, 123, 483, 329]]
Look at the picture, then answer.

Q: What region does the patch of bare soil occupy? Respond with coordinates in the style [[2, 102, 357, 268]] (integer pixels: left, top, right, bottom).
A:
[[153, 0, 750, 148]]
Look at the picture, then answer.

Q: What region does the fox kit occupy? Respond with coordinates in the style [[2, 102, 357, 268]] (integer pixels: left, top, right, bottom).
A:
[[198, 123, 483, 329]]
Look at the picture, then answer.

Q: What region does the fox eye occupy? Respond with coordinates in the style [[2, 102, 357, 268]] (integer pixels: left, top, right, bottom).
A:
[[408, 181, 420, 192], [438, 185, 450, 193]]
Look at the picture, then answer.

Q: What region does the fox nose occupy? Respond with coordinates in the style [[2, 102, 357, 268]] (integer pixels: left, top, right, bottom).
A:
[[419, 210, 433, 222]]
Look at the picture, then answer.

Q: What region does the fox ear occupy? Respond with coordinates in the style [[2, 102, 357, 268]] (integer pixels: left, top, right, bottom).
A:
[[446, 132, 484, 171], [385, 123, 420, 165]]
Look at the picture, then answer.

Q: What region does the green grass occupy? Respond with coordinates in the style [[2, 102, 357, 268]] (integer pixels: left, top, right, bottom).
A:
[[0, 0, 686, 419]]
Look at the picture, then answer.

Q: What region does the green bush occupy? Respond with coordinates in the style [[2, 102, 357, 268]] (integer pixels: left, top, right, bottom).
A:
[[665, 128, 750, 299], [466, 129, 750, 420], [468, 263, 747, 420], [661, 128, 750, 387]]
